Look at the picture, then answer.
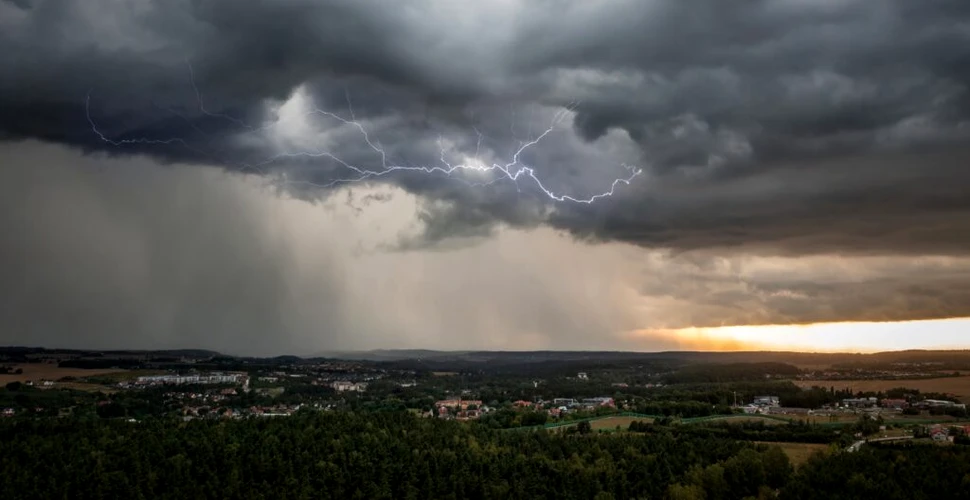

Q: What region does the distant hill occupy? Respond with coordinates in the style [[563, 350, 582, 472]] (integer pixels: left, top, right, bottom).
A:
[[0, 347, 224, 364], [313, 349, 474, 361], [311, 349, 970, 372], [5, 346, 970, 369], [141, 349, 223, 358]]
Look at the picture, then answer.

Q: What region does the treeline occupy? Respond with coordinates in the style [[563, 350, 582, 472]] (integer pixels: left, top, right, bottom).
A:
[[0, 411, 778, 500], [663, 363, 801, 384], [58, 359, 146, 369], [830, 349, 970, 372], [630, 420, 841, 445]]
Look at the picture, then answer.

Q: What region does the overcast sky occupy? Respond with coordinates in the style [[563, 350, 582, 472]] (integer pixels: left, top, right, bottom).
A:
[[2, 0, 969, 355]]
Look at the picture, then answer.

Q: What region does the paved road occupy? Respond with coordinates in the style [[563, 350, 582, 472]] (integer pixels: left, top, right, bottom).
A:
[[868, 435, 914, 443], [847, 435, 913, 452]]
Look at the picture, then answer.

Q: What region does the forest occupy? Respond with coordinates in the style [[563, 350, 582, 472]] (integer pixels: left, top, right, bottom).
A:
[[2, 411, 969, 500]]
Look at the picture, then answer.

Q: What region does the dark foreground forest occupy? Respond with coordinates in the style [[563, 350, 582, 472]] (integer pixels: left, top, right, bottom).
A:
[[2, 412, 969, 500]]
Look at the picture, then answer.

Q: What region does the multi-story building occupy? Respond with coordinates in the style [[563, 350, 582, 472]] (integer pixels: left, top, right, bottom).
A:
[[842, 397, 877, 408], [136, 373, 242, 385], [753, 396, 780, 407], [880, 398, 909, 409]]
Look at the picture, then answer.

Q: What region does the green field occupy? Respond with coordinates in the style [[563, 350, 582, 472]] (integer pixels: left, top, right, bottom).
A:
[[589, 415, 654, 431]]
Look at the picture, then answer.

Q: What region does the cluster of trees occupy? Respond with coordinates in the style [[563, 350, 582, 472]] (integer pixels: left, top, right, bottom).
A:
[[637, 381, 805, 408], [630, 420, 842, 445], [478, 408, 550, 428], [925, 406, 969, 418], [632, 401, 734, 418], [784, 443, 970, 499], [666, 447, 793, 500]]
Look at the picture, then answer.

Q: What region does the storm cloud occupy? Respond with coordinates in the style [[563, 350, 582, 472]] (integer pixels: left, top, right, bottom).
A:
[[2, 1, 970, 351], [3, 0, 969, 253], [0, 142, 649, 353]]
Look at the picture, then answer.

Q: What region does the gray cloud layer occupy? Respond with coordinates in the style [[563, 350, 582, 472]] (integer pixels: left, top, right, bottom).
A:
[[3, 0, 969, 255]]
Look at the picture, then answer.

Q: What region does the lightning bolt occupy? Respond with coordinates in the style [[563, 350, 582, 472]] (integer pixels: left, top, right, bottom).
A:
[[85, 62, 643, 204]]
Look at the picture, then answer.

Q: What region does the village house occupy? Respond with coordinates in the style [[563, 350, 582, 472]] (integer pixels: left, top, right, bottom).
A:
[[435, 399, 483, 420], [435, 399, 482, 411], [842, 397, 877, 408], [331, 381, 367, 392], [581, 397, 615, 409], [880, 398, 909, 410], [919, 399, 966, 410]]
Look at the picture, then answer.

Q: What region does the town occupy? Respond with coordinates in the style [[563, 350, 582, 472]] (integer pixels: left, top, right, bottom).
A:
[[3, 348, 969, 444]]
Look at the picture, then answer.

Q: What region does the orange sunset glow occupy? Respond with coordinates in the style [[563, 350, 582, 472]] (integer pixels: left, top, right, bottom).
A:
[[631, 317, 970, 352]]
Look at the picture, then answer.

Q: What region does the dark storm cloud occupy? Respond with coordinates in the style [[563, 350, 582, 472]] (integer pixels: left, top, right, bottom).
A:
[[0, 142, 654, 352], [552, 144, 970, 256], [2, 0, 970, 255]]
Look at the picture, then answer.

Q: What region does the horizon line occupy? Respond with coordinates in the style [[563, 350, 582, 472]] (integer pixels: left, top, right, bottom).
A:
[[4, 345, 970, 358]]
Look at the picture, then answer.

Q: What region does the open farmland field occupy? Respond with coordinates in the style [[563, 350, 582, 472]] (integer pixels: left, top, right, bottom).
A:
[[0, 363, 128, 385], [52, 381, 119, 393], [589, 416, 653, 431], [701, 415, 790, 425], [794, 376, 970, 402], [757, 442, 829, 467], [784, 414, 863, 425]]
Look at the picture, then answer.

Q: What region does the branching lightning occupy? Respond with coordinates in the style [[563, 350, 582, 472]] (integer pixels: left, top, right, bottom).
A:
[[85, 61, 642, 204]]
